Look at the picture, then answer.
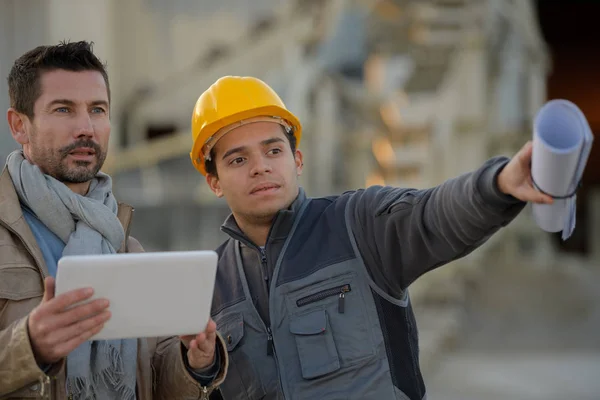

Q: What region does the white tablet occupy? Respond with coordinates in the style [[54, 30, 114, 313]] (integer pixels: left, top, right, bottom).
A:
[[55, 250, 218, 341]]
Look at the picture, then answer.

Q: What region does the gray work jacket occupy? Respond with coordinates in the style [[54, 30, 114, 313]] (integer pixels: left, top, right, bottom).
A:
[[211, 156, 525, 400]]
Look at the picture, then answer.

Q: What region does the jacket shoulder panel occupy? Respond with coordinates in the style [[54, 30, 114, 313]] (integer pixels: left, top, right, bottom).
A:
[[276, 195, 355, 287]]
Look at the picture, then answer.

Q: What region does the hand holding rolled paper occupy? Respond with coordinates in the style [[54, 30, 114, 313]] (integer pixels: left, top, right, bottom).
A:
[[497, 141, 554, 205]]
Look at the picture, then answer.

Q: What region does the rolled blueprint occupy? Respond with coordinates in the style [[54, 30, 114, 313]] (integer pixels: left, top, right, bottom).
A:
[[531, 99, 594, 240]]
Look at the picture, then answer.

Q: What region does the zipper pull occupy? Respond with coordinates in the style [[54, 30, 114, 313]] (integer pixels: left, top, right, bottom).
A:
[[260, 247, 267, 265], [267, 327, 274, 356], [338, 285, 350, 313], [260, 248, 269, 285], [200, 385, 209, 400], [40, 376, 50, 399], [260, 249, 267, 264], [338, 293, 345, 313]]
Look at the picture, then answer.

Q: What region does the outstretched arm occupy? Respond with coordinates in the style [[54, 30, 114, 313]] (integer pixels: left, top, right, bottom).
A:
[[348, 141, 551, 297]]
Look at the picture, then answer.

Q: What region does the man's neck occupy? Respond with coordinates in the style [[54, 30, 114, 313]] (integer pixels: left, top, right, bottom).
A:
[[234, 214, 274, 247], [65, 181, 91, 196]]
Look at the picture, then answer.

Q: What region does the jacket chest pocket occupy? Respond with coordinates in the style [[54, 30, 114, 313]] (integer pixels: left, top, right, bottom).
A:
[[0, 265, 43, 299], [0, 239, 44, 300], [289, 309, 340, 379], [0, 263, 43, 326], [286, 272, 376, 379], [215, 312, 266, 400]]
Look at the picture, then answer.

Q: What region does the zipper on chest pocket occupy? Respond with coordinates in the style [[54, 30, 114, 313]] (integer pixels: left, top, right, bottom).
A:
[[296, 284, 351, 313]]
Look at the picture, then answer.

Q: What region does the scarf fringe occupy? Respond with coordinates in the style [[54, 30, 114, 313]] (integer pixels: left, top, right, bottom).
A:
[[66, 342, 137, 400]]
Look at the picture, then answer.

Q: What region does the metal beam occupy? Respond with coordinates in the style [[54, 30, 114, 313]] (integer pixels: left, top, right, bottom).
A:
[[102, 131, 192, 175]]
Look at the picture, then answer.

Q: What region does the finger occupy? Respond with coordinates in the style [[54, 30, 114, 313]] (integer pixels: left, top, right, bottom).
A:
[[195, 331, 216, 354], [205, 319, 217, 334], [188, 338, 212, 359], [48, 310, 111, 345], [526, 176, 554, 204], [187, 339, 201, 359], [205, 328, 217, 345], [42, 277, 56, 303], [195, 331, 207, 345], [180, 335, 194, 348], [187, 339, 199, 357], [39, 298, 109, 337], [45, 287, 95, 314], [522, 187, 554, 204], [52, 322, 106, 358], [58, 298, 109, 323], [530, 184, 554, 204], [202, 319, 217, 345]]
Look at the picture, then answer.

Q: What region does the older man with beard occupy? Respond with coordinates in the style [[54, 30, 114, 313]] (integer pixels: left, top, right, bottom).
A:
[[0, 41, 228, 400]]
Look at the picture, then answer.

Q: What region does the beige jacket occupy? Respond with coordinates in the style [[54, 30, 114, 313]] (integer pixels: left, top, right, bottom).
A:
[[0, 168, 227, 399]]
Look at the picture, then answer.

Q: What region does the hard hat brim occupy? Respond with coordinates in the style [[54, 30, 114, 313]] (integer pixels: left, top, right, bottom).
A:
[[190, 105, 302, 176]]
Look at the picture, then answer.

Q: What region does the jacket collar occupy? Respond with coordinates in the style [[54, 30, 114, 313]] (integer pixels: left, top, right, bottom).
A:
[[0, 166, 49, 276], [221, 187, 308, 246], [0, 166, 135, 271]]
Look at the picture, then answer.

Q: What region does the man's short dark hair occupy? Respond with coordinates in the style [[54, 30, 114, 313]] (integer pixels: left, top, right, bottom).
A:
[[7, 40, 110, 119], [205, 127, 297, 177]]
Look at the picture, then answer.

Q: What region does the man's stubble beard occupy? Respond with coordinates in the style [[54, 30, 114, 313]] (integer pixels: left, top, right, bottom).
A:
[[30, 136, 106, 184]]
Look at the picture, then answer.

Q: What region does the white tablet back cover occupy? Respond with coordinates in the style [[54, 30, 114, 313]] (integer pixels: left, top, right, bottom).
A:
[[55, 250, 218, 341]]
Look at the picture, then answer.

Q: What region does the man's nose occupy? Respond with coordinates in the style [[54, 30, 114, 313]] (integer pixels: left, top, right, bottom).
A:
[[74, 113, 94, 137], [250, 156, 273, 175]]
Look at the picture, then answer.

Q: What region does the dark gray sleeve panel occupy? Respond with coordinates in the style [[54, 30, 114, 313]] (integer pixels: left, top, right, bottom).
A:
[[347, 156, 526, 298]]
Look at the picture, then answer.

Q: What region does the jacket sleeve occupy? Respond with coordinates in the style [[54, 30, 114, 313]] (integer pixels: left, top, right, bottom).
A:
[[152, 333, 228, 399], [347, 156, 526, 298], [0, 315, 64, 397]]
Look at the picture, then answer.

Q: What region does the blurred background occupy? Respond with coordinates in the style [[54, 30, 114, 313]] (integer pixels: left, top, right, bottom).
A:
[[1, 0, 599, 398]]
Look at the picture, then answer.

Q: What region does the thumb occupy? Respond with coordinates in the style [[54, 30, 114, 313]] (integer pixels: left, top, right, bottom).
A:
[[517, 140, 534, 167], [42, 277, 55, 302]]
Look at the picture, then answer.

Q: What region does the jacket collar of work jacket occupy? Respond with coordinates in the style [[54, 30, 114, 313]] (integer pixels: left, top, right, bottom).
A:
[[220, 187, 308, 246]]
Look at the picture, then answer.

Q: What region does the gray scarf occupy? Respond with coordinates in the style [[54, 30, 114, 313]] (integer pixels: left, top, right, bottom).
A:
[[7, 150, 137, 400]]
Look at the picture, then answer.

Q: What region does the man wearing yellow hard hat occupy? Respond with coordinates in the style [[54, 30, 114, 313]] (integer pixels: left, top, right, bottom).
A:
[[189, 76, 553, 400]]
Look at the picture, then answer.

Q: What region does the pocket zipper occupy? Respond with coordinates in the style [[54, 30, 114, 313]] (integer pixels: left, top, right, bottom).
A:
[[296, 284, 351, 313]]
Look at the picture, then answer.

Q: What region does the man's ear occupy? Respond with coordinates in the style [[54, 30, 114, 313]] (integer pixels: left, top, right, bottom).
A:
[[7, 108, 30, 145], [294, 149, 303, 177], [206, 173, 224, 198]]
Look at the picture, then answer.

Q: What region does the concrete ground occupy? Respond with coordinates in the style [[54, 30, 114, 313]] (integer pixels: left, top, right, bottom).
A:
[[418, 256, 600, 400], [425, 351, 600, 400]]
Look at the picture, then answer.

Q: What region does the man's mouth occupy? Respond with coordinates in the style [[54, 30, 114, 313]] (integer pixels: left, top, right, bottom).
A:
[[70, 149, 95, 155], [68, 147, 96, 161], [251, 184, 280, 194]]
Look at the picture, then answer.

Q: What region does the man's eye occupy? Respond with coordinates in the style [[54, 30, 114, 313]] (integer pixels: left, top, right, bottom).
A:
[[230, 157, 245, 165], [268, 148, 282, 155], [91, 107, 106, 114], [55, 107, 69, 113]]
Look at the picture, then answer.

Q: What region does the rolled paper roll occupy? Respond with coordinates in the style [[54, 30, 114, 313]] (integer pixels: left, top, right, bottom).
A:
[[531, 99, 594, 239]]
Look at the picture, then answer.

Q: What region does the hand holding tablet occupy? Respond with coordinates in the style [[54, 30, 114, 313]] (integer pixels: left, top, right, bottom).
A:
[[28, 277, 111, 365]]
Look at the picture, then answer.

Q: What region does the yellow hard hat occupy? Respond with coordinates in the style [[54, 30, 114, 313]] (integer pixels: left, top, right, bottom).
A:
[[190, 75, 302, 175]]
